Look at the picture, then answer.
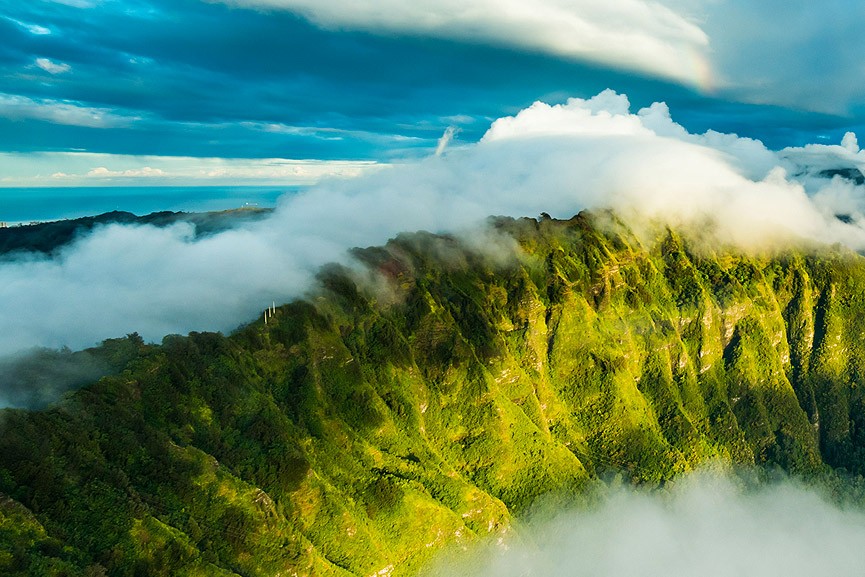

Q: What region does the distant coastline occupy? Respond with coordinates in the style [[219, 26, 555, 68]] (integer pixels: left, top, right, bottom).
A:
[[0, 185, 301, 224], [0, 207, 275, 258]]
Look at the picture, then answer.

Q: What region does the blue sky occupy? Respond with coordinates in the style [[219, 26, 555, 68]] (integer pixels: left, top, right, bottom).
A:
[[1, 0, 864, 187], [8, 0, 865, 366]]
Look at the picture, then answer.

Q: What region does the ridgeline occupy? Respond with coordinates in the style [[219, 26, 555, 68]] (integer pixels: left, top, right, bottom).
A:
[[3, 211, 865, 576], [0, 207, 272, 258]]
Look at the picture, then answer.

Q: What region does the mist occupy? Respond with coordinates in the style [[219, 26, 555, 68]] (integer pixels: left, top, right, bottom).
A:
[[423, 471, 865, 577], [3, 88, 865, 362], [0, 348, 111, 409]]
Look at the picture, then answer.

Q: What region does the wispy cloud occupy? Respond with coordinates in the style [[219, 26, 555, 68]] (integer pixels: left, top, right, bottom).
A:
[[4, 17, 52, 35], [2, 0, 855, 161], [47, 0, 98, 7], [240, 121, 426, 145], [435, 126, 460, 156], [0, 94, 136, 128], [216, 0, 710, 86], [35, 58, 71, 75]]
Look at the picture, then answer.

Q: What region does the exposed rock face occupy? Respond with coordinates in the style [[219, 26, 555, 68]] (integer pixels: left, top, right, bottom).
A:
[[818, 167, 865, 186], [4, 211, 865, 576]]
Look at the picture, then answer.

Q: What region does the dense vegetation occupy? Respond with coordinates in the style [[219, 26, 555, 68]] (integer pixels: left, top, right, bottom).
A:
[[4, 211, 865, 576]]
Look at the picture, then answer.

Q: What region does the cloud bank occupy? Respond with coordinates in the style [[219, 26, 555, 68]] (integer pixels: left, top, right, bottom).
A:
[[423, 472, 865, 577], [3, 89, 865, 378], [0, 152, 378, 187], [216, 0, 709, 86]]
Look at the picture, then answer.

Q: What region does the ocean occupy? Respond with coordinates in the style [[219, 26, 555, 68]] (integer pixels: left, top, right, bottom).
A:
[[0, 186, 302, 224]]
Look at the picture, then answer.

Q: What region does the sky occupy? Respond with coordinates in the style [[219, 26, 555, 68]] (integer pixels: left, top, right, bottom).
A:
[[2, 0, 865, 187], [4, 0, 865, 361], [4, 1, 865, 378], [7, 87, 865, 363], [7, 4, 865, 570]]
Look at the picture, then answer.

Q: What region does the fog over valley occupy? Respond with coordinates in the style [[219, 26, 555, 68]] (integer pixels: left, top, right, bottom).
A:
[[425, 472, 865, 577]]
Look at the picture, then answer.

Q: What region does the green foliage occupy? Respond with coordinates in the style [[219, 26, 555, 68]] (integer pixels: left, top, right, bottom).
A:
[[7, 211, 865, 575]]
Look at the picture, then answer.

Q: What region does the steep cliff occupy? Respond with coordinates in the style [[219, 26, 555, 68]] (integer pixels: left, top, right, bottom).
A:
[[3, 211, 865, 576]]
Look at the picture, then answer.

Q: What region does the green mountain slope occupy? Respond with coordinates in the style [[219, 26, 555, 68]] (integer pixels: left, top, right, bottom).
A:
[[3, 211, 865, 576]]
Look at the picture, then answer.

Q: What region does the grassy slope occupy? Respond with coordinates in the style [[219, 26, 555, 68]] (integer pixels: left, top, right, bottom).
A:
[[3, 211, 865, 575]]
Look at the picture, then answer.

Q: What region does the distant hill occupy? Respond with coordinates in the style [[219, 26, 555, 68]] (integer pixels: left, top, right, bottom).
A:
[[818, 167, 865, 186], [3, 211, 865, 576], [0, 207, 273, 258]]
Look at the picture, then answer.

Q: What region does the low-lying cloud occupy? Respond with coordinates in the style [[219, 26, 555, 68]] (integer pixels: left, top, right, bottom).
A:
[[423, 471, 865, 577], [0, 347, 111, 409], [3, 89, 865, 386]]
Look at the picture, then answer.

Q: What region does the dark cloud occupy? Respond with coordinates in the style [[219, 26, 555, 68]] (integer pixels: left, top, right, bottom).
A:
[[1, 0, 857, 160]]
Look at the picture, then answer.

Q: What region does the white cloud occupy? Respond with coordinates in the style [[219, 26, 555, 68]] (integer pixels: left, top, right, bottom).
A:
[[4, 17, 52, 35], [216, 0, 710, 86], [434, 126, 459, 156], [241, 121, 428, 146], [35, 58, 71, 74], [483, 90, 649, 141], [48, 0, 97, 7], [424, 472, 865, 577], [3, 90, 865, 358], [85, 166, 166, 178], [0, 94, 135, 128], [0, 151, 380, 187], [216, 0, 865, 114], [842, 132, 860, 154]]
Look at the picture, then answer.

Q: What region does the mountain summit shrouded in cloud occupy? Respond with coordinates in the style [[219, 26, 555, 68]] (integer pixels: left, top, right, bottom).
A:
[[3, 91, 865, 360], [7, 3, 865, 573], [10, 208, 865, 572]]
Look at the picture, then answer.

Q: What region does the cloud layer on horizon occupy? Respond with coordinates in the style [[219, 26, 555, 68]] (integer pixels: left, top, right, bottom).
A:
[[3, 90, 865, 394], [0, 151, 379, 187]]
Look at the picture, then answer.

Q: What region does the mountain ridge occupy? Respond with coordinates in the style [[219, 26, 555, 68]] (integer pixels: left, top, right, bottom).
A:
[[3, 210, 865, 575], [0, 207, 273, 258]]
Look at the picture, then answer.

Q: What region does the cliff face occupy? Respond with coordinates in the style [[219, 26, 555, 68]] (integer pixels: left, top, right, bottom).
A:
[[3, 211, 865, 576]]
